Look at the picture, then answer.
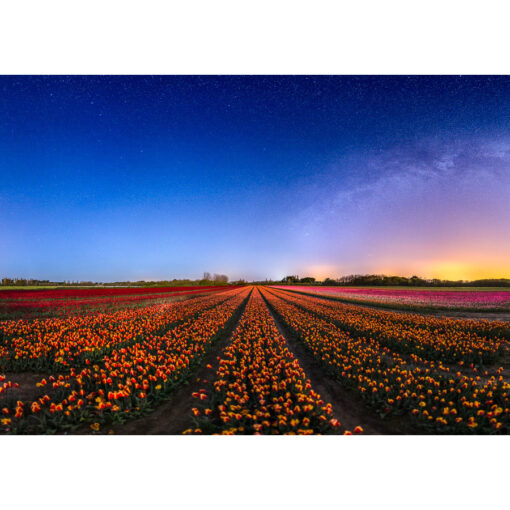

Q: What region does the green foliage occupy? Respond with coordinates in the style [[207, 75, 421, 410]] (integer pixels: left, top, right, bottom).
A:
[[1, 276, 233, 288], [327, 275, 510, 287]]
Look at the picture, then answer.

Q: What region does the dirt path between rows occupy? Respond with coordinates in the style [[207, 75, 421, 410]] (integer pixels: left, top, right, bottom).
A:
[[0, 372, 48, 403], [269, 287, 510, 379], [109, 292, 251, 435], [261, 292, 422, 435], [0, 290, 243, 418]]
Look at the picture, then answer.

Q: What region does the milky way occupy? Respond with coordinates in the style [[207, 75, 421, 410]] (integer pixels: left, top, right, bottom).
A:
[[1, 76, 509, 281]]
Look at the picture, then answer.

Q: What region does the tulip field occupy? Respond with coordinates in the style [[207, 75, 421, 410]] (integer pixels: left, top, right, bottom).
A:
[[0, 285, 226, 320], [262, 286, 510, 433], [185, 289, 344, 435], [274, 285, 510, 312], [1, 284, 510, 434]]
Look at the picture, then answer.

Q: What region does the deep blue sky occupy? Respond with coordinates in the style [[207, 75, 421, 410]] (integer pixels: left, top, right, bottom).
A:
[[2, 76, 510, 281]]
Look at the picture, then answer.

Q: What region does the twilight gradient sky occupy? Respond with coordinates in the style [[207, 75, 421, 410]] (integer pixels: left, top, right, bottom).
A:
[[1, 76, 510, 281]]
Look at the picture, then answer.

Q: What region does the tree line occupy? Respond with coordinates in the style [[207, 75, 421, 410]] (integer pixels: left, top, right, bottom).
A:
[[4, 273, 510, 288], [256, 274, 510, 287], [1, 272, 232, 287]]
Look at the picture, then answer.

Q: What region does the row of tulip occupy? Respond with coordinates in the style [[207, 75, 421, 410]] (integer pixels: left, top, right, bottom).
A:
[[274, 286, 510, 311], [260, 287, 510, 434], [270, 288, 506, 364], [0, 287, 229, 320], [276, 289, 508, 337], [0, 287, 251, 434], [185, 288, 355, 435], [0, 288, 238, 372], [0, 285, 223, 300]]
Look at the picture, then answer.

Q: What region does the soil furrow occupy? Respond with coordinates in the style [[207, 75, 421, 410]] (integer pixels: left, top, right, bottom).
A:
[[110, 289, 252, 435], [260, 290, 421, 435], [0, 290, 243, 407]]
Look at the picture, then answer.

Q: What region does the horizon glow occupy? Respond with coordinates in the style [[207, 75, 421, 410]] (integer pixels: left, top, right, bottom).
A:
[[1, 76, 510, 282]]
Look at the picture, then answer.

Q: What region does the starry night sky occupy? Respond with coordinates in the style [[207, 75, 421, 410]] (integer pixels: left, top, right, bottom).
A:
[[1, 76, 510, 281]]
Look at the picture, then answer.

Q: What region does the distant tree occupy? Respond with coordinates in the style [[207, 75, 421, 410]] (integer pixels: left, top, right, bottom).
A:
[[300, 277, 315, 284], [213, 274, 229, 284], [410, 275, 426, 286]]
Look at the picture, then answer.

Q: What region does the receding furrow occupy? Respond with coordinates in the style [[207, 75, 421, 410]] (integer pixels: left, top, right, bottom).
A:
[[184, 288, 359, 435], [110, 288, 253, 435], [267, 287, 506, 364], [261, 292, 398, 434], [260, 286, 510, 434], [0, 287, 251, 434]]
